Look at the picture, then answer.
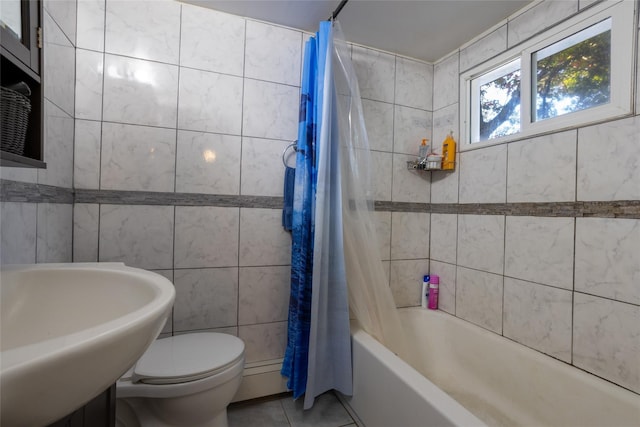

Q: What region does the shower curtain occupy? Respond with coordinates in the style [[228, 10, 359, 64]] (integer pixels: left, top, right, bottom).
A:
[[283, 20, 409, 410]]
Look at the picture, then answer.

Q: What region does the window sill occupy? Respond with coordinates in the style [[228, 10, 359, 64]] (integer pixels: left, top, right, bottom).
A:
[[1, 150, 46, 168]]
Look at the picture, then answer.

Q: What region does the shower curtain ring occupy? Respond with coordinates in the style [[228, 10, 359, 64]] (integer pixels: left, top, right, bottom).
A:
[[282, 141, 298, 168]]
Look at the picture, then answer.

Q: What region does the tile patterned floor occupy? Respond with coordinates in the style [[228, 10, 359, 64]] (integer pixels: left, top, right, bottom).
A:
[[228, 392, 356, 427]]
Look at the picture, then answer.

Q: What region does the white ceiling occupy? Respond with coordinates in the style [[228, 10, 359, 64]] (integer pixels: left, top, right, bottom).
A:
[[182, 0, 533, 62]]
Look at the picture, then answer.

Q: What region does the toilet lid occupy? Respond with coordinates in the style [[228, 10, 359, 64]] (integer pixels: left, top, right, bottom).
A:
[[133, 333, 245, 385]]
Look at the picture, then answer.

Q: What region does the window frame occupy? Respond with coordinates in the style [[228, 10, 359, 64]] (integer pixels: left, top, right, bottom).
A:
[[460, 0, 635, 150]]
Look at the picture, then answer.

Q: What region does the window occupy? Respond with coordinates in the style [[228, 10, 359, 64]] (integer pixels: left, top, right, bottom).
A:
[[461, 0, 634, 147]]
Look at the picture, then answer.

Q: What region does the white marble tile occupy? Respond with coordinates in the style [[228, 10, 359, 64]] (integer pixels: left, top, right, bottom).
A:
[[374, 211, 391, 261], [430, 261, 456, 314], [433, 53, 459, 111], [503, 278, 572, 362], [431, 168, 459, 204], [508, 1, 579, 48], [432, 103, 459, 153], [391, 153, 430, 203], [459, 144, 507, 204], [505, 216, 574, 290], [238, 266, 290, 325], [0, 203, 37, 265], [391, 212, 430, 260], [575, 218, 640, 305], [245, 20, 302, 86], [573, 293, 640, 393], [577, 116, 640, 201], [43, 12, 76, 116], [103, 54, 179, 128], [105, 0, 180, 64], [173, 268, 238, 332], [507, 131, 577, 202], [242, 79, 300, 141], [73, 203, 99, 262], [456, 266, 503, 333], [636, 30, 640, 113], [352, 46, 395, 103], [239, 208, 291, 266], [281, 392, 354, 427], [180, 4, 245, 76], [76, 0, 105, 51], [176, 131, 241, 195], [74, 119, 101, 189], [362, 99, 394, 152], [228, 398, 289, 426], [151, 269, 174, 335], [390, 259, 430, 308], [579, 0, 601, 9], [44, 0, 77, 45], [371, 151, 393, 201], [430, 213, 457, 264], [174, 206, 239, 269], [38, 101, 74, 188], [75, 49, 103, 120], [0, 166, 37, 184], [100, 123, 176, 192], [99, 204, 174, 269], [457, 214, 505, 275], [240, 138, 289, 197], [395, 58, 433, 111], [239, 321, 288, 363], [36, 203, 73, 263], [460, 25, 508, 72], [393, 106, 432, 155]]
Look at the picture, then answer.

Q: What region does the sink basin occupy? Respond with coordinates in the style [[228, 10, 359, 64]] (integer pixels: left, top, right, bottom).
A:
[[0, 263, 175, 427]]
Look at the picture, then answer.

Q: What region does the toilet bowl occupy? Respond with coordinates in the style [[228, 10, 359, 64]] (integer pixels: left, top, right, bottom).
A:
[[116, 333, 245, 427]]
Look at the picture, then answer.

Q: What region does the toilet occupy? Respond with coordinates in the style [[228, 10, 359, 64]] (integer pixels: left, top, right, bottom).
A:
[[116, 333, 245, 427]]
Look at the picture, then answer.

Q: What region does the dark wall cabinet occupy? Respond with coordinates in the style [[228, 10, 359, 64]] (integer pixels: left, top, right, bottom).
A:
[[46, 385, 117, 427], [1, 0, 45, 168]]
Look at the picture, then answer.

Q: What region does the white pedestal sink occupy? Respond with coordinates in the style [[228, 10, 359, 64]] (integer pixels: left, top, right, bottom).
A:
[[0, 263, 175, 427]]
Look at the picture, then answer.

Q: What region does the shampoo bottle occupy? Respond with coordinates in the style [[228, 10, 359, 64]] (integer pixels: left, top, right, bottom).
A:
[[428, 275, 439, 310], [421, 275, 430, 308]]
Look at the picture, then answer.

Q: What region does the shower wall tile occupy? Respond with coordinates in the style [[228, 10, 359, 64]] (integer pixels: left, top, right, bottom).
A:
[[36, 203, 73, 263], [432, 102, 459, 154], [173, 267, 239, 332], [105, 0, 180, 64], [393, 106, 432, 155], [43, 12, 76, 116], [242, 79, 299, 141], [503, 278, 573, 362], [390, 259, 430, 308], [374, 211, 392, 261], [99, 204, 174, 269], [430, 260, 456, 314], [433, 53, 459, 110], [459, 144, 507, 204], [390, 212, 430, 260], [38, 101, 74, 188], [573, 293, 640, 394], [507, 131, 577, 203], [75, 49, 104, 120], [239, 208, 291, 266], [102, 54, 179, 128], [0, 202, 37, 265], [371, 151, 393, 201], [352, 46, 396, 103], [239, 321, 288, 363], [636, 31, 640, 114], [457, 214, 505, 275], [238, 266, 290, 325], [100, 123, 176, 192], [245, 20, 302, 86], [430, 168, 459, 204], [577, 116, 640, 201], [151, 269, 174, 335], [430, 213, 457, 264], [74, 120, 101, 190], [241, 138, 290, 197], [579, 0, 601, 9], [76, 0, 105, 51], [180, 5, 245, 76], [505, 216, 575, 290], [174, 206, 239, 269], [176, 131, 241, 195], [0, 166, 37, 184], [507, 0, 578, 48], [459, 25, 507, 72], [456, 266, 503, 334], [44, 0, 77, 45], [395, 57, 433, 111], [73, 203, 99, 263], [575, 218, 640, 305], [362, 99, 394, 153], [391, 153, 430, 203], [178, 68, 243, 135]]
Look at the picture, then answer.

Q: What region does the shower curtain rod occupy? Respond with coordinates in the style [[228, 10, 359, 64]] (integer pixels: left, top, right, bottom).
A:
[[328, 0, 349, 21]]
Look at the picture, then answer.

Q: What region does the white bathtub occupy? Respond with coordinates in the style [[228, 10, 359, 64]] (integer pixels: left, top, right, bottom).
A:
[[344, 308, 640, 427]]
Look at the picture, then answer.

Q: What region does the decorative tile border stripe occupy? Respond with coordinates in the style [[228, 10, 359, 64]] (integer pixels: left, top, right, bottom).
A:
[[432, 201, 640, 219], [1, 180, 73, 204], [374, 201, 429, 212]]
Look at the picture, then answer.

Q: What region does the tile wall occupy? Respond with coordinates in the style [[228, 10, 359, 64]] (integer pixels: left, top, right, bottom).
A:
[[428, 0, 640, 394]]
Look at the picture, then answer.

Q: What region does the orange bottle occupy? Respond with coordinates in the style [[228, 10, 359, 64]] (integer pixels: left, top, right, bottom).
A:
[[441, 132, 456, 170]]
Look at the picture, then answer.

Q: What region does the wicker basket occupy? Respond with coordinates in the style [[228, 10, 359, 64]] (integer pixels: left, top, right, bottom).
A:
[[1, 85, 32, 155]]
